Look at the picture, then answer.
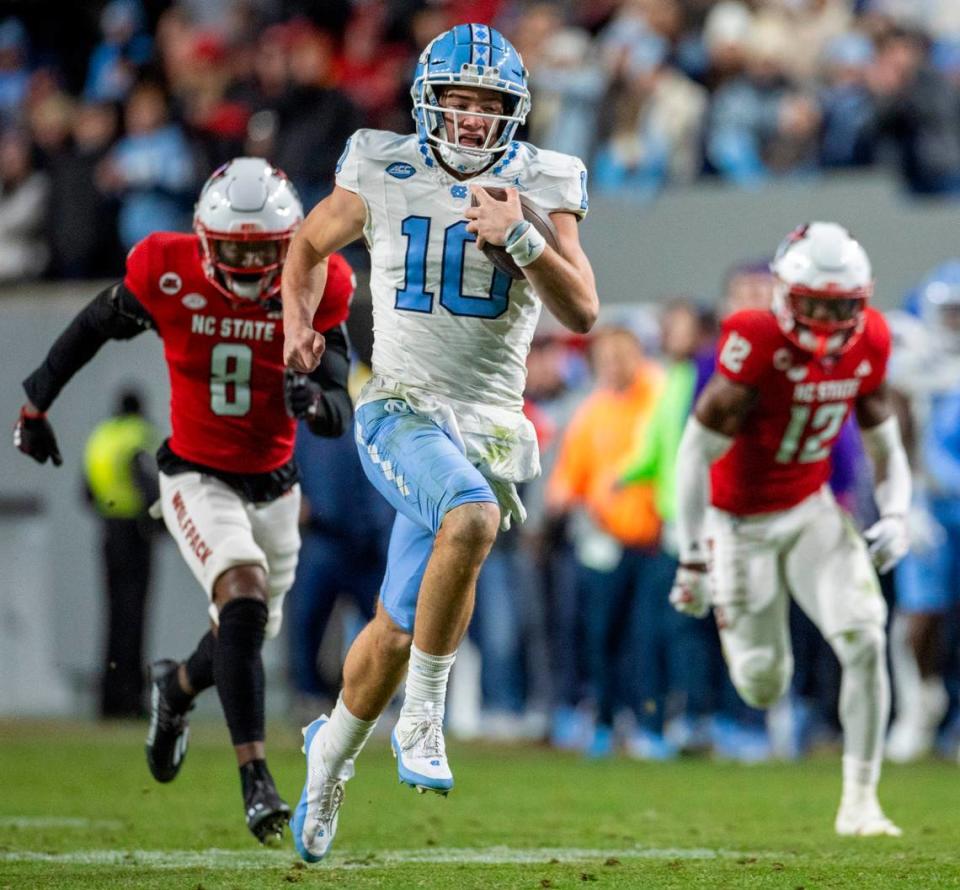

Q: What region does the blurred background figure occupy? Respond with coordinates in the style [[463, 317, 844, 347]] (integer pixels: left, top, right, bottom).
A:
[[886, 262, 960, 762], [593, 30, 707, 199], [95, 80, 195, 250], [286, 421, 392, 725], [547, 320, 676, 760], [84, 0, 153, 104], [82, 387, 161, 719], [0, 127, 49, 282]]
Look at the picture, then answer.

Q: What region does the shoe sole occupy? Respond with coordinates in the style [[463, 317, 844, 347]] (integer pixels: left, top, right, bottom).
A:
[[249, 806, 291, 845], [390, 730, 453, 796]]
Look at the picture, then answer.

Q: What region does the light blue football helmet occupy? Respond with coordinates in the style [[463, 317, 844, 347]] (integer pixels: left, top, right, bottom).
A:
[[411, 23, 530, 157]]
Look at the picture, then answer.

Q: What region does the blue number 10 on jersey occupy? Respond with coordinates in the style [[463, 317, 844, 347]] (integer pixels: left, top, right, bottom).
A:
[[395, 215, 513, 319]]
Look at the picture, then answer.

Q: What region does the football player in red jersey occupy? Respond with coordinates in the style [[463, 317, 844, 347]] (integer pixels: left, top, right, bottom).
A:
[[671, 223, 912, 837], [13, 158, 356, 844]]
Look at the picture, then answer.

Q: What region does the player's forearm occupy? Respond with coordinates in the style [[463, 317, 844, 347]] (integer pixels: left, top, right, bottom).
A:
[[861, 415, 912, 517], [524, 250, 598, 334], [282, 236, 328, 328], [675, 416, 733, 564], [23, 283, 150, 411]]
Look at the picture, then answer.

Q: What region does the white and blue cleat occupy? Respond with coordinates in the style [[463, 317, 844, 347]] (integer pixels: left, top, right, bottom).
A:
[[390, 704, 454, 796], [292, 717, 353, 863]]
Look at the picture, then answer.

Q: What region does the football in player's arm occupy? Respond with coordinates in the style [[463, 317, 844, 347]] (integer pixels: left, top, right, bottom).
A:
[[671, 223, 910, 837], [14, 158, 355, 845]]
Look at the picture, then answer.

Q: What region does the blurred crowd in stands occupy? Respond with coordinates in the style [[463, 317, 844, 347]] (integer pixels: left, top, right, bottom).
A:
[[4, 0, 960, 283]]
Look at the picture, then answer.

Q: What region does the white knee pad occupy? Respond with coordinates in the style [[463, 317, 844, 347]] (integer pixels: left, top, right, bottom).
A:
[[730, 644, 793, 709]]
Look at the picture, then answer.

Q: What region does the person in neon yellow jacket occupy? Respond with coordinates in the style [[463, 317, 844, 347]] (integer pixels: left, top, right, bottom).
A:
[[83, 387, 162, 718]]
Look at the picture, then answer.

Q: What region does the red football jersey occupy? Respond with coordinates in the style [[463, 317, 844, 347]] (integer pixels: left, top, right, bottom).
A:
[[710, 307, 890, 515], [124, 232, 354, 474]]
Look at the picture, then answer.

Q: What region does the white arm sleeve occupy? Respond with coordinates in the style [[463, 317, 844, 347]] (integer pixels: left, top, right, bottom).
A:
[[860, 414, 912, 517], [675, 416, 734, 564]]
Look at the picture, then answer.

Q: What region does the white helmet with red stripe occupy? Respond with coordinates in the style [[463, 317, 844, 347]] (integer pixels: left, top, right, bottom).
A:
[[194, 157, 303, 306], [771, 222, 873, 357]]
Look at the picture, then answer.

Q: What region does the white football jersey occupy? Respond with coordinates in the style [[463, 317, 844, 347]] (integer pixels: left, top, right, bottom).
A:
[[335, 129, 588, 411]]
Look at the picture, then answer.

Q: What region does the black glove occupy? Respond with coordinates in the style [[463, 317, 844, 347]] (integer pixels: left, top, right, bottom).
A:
[[14, 405, 62, 466], [283, 369, 325, 421]]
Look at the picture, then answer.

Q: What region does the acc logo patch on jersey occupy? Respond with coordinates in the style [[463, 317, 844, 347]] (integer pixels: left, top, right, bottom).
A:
[[386, 162, 416, 180], [181, 293, 207, 310], [159, 272, 182, 294], [854, 359, 872, 378]]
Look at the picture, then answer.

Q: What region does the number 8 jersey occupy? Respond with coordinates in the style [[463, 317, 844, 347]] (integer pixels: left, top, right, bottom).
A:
[[335, 129, 588, 411], [124, 232, 354, 473], [711, 307, 891, 515]]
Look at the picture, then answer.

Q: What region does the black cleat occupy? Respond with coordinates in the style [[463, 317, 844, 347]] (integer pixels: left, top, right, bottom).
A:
[[145, 659, 191, 783], [241, 760, 292, 845]]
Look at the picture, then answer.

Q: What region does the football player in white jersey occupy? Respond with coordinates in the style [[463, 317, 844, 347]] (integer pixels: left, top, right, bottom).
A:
[[281, 23, 598, 862]]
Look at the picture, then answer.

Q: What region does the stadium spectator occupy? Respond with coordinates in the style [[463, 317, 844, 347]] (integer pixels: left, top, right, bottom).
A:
[[46, 100, 122, 278], [84, 0, 153, 104], [0, 128, 50, 282], [593, 30, 707, 198], [547, 323, 674, 760], [95, 81, 195, 250], [818, 31, 878, 168], [522, 335, 593, 750], [618, 299, 719, 753], [705, 17, 821, 185], [0, 17, 30, 126], [526, 27, 607, 162], [272, 23, 363, 210], [82, 387, 161, 719], [868, 26, 960, 195]]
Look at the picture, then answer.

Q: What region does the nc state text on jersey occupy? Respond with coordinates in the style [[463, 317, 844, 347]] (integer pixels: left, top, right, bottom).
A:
[[793, 379, 861, 403], [190, 315, 277, 341]]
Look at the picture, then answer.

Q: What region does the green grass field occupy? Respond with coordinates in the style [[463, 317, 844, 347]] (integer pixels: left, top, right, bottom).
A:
[[2, 719, 959, 889]]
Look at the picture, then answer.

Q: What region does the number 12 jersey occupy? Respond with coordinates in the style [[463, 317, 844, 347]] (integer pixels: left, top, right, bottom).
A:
[[711, 307, 891, 515]]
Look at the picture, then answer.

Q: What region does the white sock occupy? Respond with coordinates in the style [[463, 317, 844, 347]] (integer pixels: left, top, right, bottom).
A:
[[834, 627, 888, 804], [318, 695, 377, 774], [842, 753, 881, 797], [400, 644, 456, 720]]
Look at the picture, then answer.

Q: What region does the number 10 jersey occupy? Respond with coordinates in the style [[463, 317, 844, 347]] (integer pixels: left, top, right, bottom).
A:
[[335, 129, 588, 411], [711, 307, 891, 515]]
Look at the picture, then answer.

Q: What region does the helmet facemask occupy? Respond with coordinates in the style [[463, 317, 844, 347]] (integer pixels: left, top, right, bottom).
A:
[[773, 280, 871, 358], [196, 227, 292, 306], [411, 25, 531, 173]]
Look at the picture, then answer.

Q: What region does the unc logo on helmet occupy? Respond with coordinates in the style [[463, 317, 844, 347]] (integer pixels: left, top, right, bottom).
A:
[[411, 24, 530, 162], [770, 221, 873, 358], [193, 158, 304, 307]]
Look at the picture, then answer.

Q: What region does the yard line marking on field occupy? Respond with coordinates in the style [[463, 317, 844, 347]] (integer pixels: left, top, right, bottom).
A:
[[0, 846, 789, 870], [0, 817, 124, 830]]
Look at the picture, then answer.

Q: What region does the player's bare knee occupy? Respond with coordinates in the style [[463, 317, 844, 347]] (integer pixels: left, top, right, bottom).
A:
[[213, 564, 269, 610], [439, 501, 500, 558], [372, 607, 413, 661], [732, 648, 792, 709]]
